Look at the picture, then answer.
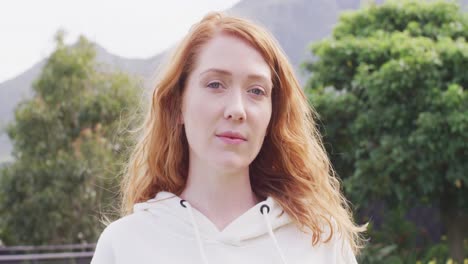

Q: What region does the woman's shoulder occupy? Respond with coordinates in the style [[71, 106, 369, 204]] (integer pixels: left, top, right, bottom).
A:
[[91, 212, 153, 263], [302, 216, 358, 264], [99, 210, 154, 238]]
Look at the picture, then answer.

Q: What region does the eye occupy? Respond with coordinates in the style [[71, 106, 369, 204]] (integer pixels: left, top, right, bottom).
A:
[[207, 81, 222, 89], [249, 87, 266, 96]]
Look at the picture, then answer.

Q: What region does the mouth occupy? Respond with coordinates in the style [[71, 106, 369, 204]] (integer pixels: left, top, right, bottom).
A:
[[217, 135, 246, 140], [216, 131, 247, 141], [216, 135, 246, 144], [215, 131, 247, 144]]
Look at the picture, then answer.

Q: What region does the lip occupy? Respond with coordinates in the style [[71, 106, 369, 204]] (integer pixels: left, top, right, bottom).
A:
[[216, 131, 247, 144], [216, 131, 247, 140]]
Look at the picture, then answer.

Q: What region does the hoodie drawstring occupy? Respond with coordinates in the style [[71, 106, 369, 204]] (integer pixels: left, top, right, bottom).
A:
[[180, 200, 210, 264], [180, 199, 289, 264], [260, 204, 289, 264]]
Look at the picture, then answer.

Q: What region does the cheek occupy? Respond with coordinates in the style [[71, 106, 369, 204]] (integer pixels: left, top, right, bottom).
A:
[[249, 103, 272, 145], [182, 91, 217, 140], [257, 103, 272, 132], [184, 97, 215, 124]]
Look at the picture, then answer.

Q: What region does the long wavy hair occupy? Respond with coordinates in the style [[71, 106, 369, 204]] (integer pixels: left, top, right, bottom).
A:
[[120, 12, 366, 254]]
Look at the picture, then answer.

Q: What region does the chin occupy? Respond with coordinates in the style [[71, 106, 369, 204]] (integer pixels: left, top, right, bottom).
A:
[[214, 156, 250, 172]]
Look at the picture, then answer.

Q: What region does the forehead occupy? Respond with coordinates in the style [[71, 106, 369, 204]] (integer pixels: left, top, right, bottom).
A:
[[191, 33, 272, 82]]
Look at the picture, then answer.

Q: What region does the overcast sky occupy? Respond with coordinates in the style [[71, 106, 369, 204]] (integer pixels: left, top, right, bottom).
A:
[[0, 0, 241, 83]]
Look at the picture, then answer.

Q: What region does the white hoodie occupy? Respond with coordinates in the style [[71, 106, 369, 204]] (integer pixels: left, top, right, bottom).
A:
[[91, 191, 357, 264]]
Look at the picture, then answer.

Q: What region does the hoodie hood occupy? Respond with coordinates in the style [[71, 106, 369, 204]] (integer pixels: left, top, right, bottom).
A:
[[134, 191, 292, 245], [133, 191, 292, 264], [92, 191, 359, 264]]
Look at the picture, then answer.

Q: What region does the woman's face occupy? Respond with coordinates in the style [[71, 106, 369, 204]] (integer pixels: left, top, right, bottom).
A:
[[181, 33, 273, 172]]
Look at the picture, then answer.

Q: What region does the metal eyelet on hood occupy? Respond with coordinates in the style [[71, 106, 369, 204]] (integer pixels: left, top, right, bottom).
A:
[[260, 204, 270, 214]]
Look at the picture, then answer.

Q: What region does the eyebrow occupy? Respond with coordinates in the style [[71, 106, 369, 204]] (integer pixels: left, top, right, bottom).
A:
[[199, 68, 273, 87]]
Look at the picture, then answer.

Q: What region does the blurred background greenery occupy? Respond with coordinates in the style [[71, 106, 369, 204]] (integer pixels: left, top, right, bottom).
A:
[[304, 1, 467, 262], [0, 0, 466, 263]]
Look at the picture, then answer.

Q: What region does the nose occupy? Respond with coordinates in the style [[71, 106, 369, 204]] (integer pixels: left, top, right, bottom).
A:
[[224, 89, 246, 121]]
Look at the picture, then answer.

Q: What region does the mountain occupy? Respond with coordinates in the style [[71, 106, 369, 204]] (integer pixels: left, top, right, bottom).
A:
[[226, 0, 388, 80], [0, 0, 465, 161]]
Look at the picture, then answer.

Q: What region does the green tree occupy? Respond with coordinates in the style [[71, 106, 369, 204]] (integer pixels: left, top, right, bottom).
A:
[[304, 0, 467, 262], [0, 31, 142, 245]]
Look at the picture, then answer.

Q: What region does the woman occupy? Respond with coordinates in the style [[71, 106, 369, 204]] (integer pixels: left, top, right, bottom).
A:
[[92, 11, 366, 264]]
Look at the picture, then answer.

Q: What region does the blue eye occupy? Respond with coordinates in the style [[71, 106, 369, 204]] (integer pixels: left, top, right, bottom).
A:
[[249, 88, 266, 96], [207, 82, 222, 89]]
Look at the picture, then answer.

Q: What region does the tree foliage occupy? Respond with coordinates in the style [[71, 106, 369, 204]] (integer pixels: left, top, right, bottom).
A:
[[0, 31, 142, 245], [304, 0, 467, 262]]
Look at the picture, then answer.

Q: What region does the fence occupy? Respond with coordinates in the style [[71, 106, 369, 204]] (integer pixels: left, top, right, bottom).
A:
[[0, 244, 95, 264]]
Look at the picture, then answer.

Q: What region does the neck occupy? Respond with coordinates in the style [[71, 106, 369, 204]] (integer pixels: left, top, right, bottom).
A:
[[179, 158, 261, 231]]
